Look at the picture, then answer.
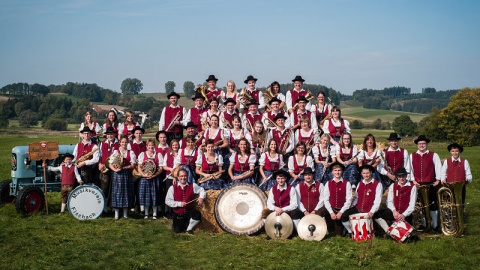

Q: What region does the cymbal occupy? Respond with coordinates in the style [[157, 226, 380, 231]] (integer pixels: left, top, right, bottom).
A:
[[265, 212, 293, 239], [297, 214, 327, 241]]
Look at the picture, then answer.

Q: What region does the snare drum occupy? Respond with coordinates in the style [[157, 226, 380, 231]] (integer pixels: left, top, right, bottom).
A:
[[349, 213, 374, 241], [388, 219, 413, 243], [67, 184, 105, 220]]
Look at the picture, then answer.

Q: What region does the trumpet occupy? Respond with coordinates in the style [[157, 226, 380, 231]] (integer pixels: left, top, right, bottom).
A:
[[165, 111, 181, 132], [198, 171, 223, 184], [243, 118, 254, 132], [292, 91, 314, 111]]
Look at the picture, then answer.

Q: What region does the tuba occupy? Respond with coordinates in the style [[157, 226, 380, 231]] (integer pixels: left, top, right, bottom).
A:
[[263, 87, 276, 110], [437, 181, 465, 236], [239, 87, 255, 108], [412, 183, 433, 231], [195, 85, 209, 105]]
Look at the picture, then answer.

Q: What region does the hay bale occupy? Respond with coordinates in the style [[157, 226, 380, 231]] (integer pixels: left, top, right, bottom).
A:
[[197, 189, 223, 233]]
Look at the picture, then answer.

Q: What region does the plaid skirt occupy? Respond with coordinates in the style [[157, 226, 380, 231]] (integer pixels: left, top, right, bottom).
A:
[[289, 175, 304, 187], [200, 177, 226, 190], [343, 164, 359, 186], [229, 172, 255, 186], [138, 176, 160, 206], [259, 170, 276, 191], [315, 163, 333, 184], [111, 169, 134, 208]]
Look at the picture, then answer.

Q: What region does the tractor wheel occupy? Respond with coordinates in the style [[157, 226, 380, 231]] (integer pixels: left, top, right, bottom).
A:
[[0, 180, 15, 204], [15, 186, 45, 214]]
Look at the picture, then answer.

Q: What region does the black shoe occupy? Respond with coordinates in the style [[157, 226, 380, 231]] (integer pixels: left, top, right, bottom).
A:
[[265, 235, 271, 240], [431, 227, 442, 234], [345, 233, 352, 239], [405, 235, 419, 243], [186, 230, 194, 235]]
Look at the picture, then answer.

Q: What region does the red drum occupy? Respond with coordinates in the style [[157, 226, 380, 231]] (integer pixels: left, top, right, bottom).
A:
[[388, 219, 413, 243], [349, 213, 374, 241]]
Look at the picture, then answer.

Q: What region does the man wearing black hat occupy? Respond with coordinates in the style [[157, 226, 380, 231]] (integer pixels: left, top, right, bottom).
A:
[[184, 93, 208, 133], [295, 168, 327, 218], [158, 91, 187, 144], [73, 126, 100, 185], [242, 75, 265, 111], [262, 170, 302, 229], [440, 143, 472, 205], [286, 75, 312, 114], [205, 75, 225, 102], [45, 153, 82, 214], [128, 126, 146, 157], [409, 135, 442, 231], [323, 162, 353, 236], [375, 167, 417, 233], [179, 122, 203, 150], [98, 126, 119, 205], [267, 113, 294, 155], [241, 99, 263, 131], [263, 97, 291, 129], [380, 133, 411, 183], [288, 95, 317, 130], [340, 164, 384, 236], [219, 98, 239, 129]]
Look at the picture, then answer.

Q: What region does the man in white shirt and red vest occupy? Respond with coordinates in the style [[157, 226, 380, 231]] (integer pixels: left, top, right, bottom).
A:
[[341, 164, 384, 237], [295, 167, 327, 219], [263, 97, 291, 129], [165, 168, 206, 234], [219, 98, 239, 129], [242, 100, 263, 132], [440, 143, 472, 206], [73, 126, 99, 185], [241, 75, 265, 111], [381, 133, 410, 187], [262, 170, 302, 229], [409, 135, 442, 232], [98, 126, 119, 205], [179, 122, 203, 150], [375, 167, 417, 235], [289, 95, 317, 131], [286, 75, 312, 114], [323, 162, 352, 236], [158, 91, 187, 144], [184, 93, 208, 133], [205, 75, 225, 102]]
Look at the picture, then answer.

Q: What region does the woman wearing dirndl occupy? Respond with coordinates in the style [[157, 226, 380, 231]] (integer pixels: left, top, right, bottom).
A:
[[312, 133, 335, 183], [79, 111, 102, 143], [174, 136, 199, 184], [357, 133, 384, 187], [195, 139, 226, 190], [203, 114, 228, 155], [293, 117, 317, 157], [137, 139, 163, 219], [288, 141, 314, 187], [110, 135, 137, 220], [321, 106, 350, 145], [335, 132, 359, 188], [228, 138, 257, 185], [245, 120, 267, 159], [259, 139, 285, 191], [223, 115, 245, 173]]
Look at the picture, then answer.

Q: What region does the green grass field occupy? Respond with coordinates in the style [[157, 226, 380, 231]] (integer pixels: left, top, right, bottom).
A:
[[0, 135, 479, 269]]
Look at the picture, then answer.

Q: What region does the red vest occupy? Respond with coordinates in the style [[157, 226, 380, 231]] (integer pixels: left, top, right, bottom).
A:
[[181, 149, 198, 166], [245, 113, 262, 128], [393, 183, 414, 214], [272, 185, 292, 208], [205, 128, 223, 144], [315, 104, 330, 119], [121, 150, 133, 167], [298, 130, 314, 146], [189, 107, 207, 132], [363, 150, 378, 165], [229, 130, 243, 149], [446, 158, 466, 182], [263, 153, 281, 171], [61, 165, 76, 185], [288, 89, 308, 107], [129, 141, 146, 157], [272, 129, 290, 152], [315, 146, 330, 162], [172, 184, 195, 215], [100, 140, 119, 164], [412, 151, 435, 183], [123, 123, 137, 138], [140, 151, 160, 166], [327, 180, 347, 209], [164, 152, 176, 175], [156, 146, 170, 157], [292, 111, 312, 126], [164, 106, 184, 133], [339, 147, 353, 161], [206, 89, 223, 101], [299, 182, 321, 212], [293, 155, 307, 174], [222, 111, 237, 127], [76, 142, 96, 161], [201, 154, 219, 173], [105, 123, 119, 136], [234, 154, 251, 173], [356, 180, 380, 213], [247, 89, 261, 103], [328, 119, 345, 137], [384, 148, 405, 173]]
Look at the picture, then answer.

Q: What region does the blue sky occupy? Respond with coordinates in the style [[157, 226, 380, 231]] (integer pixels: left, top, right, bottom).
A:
[[1, 0, 479, 95]]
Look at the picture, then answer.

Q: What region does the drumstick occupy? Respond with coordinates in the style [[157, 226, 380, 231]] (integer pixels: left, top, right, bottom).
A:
[[185, 198, 199, 205], [258, 174, 273, 187]]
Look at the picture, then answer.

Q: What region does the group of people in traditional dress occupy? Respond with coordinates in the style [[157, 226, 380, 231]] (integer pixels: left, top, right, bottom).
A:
[[56, 74, 471, 236]]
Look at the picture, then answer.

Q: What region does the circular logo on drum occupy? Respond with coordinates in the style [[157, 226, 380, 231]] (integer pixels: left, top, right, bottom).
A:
[[67, 185, 105, 220]]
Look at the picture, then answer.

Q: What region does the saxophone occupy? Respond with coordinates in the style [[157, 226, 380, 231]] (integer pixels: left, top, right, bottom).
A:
[[74, 147, 99, 166], [437, 181, 465, 236], [198, 171, 223, 184]]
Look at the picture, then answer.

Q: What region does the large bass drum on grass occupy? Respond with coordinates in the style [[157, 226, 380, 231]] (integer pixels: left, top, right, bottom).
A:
[[67, 184, 105, 220], [214, 183, 267, 235]]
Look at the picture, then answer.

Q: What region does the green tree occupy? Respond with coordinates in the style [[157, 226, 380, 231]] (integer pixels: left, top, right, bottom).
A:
[[183, 81, 195, 98], [417, 108, 446, 141], [372, 118, 382, 129], [121, 78, 143, 95], [18, 109, 38, 127], [392, 115, 417, 136], [165, 81, 176, 94], [436, 88, 480, 146], [44, 117, 68, 131], [350, 120, 364, 129]]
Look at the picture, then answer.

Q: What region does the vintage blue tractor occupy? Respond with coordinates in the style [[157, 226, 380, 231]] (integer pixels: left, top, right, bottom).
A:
[[0, 145, 75, 214]]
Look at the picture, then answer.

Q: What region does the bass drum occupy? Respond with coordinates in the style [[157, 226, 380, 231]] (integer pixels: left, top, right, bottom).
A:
[[67, 184, 105, 220], [214, 183, 267, 235]]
